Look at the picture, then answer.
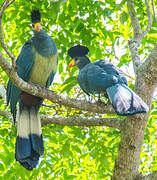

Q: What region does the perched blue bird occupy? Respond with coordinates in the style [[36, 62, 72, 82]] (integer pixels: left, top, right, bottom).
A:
[[68, 45, 149, 116], [7, 10, 58, 170]]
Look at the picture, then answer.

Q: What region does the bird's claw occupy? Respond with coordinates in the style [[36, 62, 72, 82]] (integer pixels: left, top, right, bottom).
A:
[[97, 99, 106, 105], [97, 98, 111, 106]]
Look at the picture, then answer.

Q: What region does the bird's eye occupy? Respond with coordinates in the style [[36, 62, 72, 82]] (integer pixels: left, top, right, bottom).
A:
[[75, 57, 79, 61], [75, 57, 80, 65]]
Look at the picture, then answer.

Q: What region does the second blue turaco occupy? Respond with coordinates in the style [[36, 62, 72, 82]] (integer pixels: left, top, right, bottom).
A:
[[68, 45, 149, 116]]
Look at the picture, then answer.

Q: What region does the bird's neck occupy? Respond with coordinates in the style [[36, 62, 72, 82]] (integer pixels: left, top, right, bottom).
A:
[[77, 56, 91, 70], [32, 30, 57, 57]]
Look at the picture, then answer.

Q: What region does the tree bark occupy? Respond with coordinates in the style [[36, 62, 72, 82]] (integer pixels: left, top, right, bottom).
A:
[[112, 1, 155, 179]]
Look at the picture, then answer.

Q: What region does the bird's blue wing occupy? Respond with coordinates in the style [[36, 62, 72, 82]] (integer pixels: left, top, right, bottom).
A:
[[80, 63, 118, 94], [16, 40, 34, 81], [46, 57, 58, 88], [46, 72, 56, 88], [94, 60, 128, 86], [77, 63, 116, 95], [7, 40, 35, 121]]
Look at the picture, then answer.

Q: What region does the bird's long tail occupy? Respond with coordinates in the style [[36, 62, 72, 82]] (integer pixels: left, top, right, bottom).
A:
[[15, 105, 44, 170], [106, 84, 149, 116]]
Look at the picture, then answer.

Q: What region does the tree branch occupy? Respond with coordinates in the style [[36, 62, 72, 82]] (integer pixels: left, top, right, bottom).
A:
[[112, 40, 156, 180], [127, 0, 142, 73], [0, 0, 9, 17], [0, 107, 123, 130], [112, 2, 155, 179], [2, 47, 115, 116], [127, 0, 152, 74], [0, 61, 115, 114], [0, 49, 115, 115], [41, 115, 123, 130], [0, 84, 6, 99], [0, 78, 120, 129], [128, 39, 141, 73], [0, 51, 12, 74], [143, 0, 153, 36], [136, 171, 157, 180], [127, 1, 143, 40], [112, 40, 157, 180], [137, 45, 157, 86], [109, 31, 157, 180], [0, 109, 13, 123]]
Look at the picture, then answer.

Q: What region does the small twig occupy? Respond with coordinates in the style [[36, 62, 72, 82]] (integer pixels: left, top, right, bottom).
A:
[[105, 48, 120, 62], [123, 72, 136, 81], [105, 48, 136, 80], [151, 0, 157, 22], [6, 0, 15, 8], [0, 0, 9, 17]]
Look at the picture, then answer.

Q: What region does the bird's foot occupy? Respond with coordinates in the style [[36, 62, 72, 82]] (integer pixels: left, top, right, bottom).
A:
[[97, 98, 106, 105], [97, 98, 111, 106]]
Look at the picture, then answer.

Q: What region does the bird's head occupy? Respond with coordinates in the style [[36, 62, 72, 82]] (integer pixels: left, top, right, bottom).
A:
[[69, 56, 90, 69], [31, 10, 42, 32], [68, 45, 90, 69]]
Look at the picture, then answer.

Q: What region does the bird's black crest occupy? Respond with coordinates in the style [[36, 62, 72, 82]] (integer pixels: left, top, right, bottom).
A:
[[31, 10, 41, 23], [68, 45, 89, 58]]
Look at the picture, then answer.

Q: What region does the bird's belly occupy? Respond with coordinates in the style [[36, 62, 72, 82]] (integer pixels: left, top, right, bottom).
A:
[[29, 52, 58, 86], [78, 74, 101, 95]]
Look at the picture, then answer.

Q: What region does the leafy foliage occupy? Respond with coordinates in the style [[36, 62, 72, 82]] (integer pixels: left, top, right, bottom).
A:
[[0, 0, 156, 179]]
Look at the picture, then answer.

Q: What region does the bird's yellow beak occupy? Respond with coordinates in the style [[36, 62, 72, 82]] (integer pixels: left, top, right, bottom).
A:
[[69, 59, 75, 69], [34, 22, 41, 32]]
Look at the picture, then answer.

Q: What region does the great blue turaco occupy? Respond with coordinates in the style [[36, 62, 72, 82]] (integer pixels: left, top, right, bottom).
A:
[[68, 45, 149, 116], [6, 10, 58, 170]]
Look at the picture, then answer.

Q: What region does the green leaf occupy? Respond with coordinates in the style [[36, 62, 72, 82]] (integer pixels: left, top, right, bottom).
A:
[[64, 175, 77, 179], [120, 12, 128, 24], [75, 22, 85, 33], [0, 163, 4, 171], [62, 76, 77, 86], [104, 8, 113, 17]]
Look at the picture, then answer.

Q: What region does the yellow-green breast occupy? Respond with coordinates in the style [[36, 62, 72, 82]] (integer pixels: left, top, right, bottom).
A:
[[29, 47, 58, 86]]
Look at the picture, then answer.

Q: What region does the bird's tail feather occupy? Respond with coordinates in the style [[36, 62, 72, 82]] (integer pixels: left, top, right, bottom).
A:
[[106, 84, 149, 116], [30, 108, 44, 156], [15, 106, 44, 171]]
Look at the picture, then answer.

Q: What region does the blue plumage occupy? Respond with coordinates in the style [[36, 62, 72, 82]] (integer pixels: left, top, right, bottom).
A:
[[68, 45, 149, 116], [7, 10, 58, 170]]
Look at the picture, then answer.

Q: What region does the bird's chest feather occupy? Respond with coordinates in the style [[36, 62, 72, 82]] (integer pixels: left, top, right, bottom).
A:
[[29, 49, 58, 86], [78, 64, 106, 94], [78, 66, 91, 93]]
